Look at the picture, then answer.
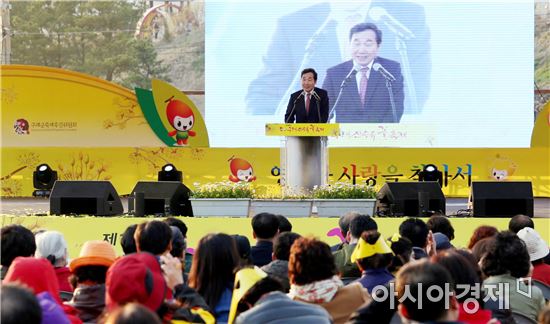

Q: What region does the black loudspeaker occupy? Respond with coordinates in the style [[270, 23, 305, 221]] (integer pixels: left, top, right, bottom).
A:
[[128, 181, 193, 217], [50, 181, 123, 216], [470, 181, 533, 217], [376, 182, 446, 217]]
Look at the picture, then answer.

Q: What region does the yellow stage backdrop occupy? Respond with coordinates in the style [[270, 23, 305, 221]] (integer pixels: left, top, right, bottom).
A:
[[1, 65, 549, 197], [2, 147, 550, 197], [1, 216, 548, 259]]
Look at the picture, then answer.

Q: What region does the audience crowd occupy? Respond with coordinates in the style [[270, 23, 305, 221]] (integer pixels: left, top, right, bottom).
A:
[[1, 212, 549, 324]]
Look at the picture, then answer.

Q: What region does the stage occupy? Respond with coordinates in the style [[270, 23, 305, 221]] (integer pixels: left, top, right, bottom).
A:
[[1, 6, 549, 270], [1, 197, 548, 218], [1, 197, 548, 259]]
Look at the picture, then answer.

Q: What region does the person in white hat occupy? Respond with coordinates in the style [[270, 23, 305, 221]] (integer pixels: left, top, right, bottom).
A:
[[517, 227, 550, 286]]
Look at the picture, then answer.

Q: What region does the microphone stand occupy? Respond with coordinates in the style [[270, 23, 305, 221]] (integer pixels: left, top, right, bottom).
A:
[[395, 36, 417, 114], [310, 91, 322, 122], [328, 89, 344, 122], [384, 77, 398, 123], [328, 74, 354, 122], [316, 95, 321, 122], [285, 93, 303, 123]]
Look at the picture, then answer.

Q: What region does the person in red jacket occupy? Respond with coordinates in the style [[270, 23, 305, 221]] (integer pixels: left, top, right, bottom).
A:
[[3, 257, 82, 323]]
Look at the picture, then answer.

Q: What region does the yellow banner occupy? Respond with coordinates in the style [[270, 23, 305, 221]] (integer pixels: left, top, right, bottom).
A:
[[2, 65, 162, 147], [265, 123, 340, 137], [2, 216, 548, 259], [1, 147, 549, 197]]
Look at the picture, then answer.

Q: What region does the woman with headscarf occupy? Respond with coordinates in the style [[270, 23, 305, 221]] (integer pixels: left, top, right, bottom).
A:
[[287, 237, 370, 324]]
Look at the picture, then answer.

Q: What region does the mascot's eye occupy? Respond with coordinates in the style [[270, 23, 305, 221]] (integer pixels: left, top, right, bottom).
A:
[[189, 120, 193, 126], [249, 171, 252, 175], [177, 121, 182, 127], [493, 172, 496, 176]]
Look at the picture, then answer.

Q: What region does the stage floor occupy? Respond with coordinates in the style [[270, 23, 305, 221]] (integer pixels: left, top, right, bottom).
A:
[[1, 197, 548, 218]]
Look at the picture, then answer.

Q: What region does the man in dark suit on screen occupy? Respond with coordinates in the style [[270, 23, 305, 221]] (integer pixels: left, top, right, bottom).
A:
[[246, 1, 429, 118], [285, 68, 330, 123], [323, 22, 404, 123]]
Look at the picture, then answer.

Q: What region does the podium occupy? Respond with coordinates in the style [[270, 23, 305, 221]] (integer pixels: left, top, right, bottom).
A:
[[266, 123, 340, 194]]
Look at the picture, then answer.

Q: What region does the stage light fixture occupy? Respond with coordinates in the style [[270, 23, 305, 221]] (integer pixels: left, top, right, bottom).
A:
[[418, 164, 443, 186], [33, 163, 58, 197], [158, 163, 182, 182]]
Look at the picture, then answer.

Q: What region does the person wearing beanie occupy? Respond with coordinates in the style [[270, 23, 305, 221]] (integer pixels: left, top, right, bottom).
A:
[[433, 232, 453, 251]]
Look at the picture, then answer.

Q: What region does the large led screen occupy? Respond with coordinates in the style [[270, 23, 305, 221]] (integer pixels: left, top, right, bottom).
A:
[[206, 0, 534, 148]]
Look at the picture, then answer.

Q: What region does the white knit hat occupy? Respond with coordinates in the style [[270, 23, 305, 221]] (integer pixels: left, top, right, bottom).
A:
[[517, 227, 549, 261]]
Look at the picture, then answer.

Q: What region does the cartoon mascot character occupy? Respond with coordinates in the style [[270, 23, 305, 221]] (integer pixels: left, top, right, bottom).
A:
[[228, 156, 256, 182], [490, 155, 517, 181], [166, 96, 196, 146]]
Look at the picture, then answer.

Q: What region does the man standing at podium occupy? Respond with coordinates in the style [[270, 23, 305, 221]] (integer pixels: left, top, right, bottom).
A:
[[284, 68, 330, 123]]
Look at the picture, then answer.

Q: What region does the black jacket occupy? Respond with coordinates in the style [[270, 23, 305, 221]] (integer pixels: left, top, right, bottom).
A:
[[284, 87, 329, 123], [251, 241, 273, 267]]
